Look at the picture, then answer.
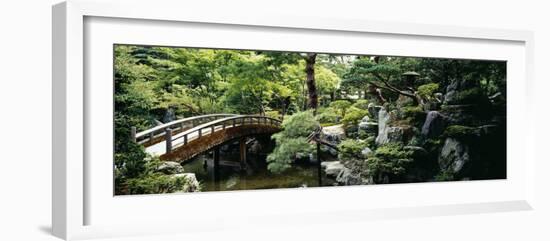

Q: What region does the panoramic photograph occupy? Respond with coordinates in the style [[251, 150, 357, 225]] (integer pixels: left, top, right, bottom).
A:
[[113, 44, 507, 195]]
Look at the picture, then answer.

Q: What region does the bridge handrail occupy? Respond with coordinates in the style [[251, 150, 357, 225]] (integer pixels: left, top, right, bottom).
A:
[[171, 115, 282, 145], [133, 114, 238, 142]]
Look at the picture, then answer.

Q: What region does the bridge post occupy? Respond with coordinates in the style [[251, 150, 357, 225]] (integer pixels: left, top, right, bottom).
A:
[[213, 146, 220, 184], [239, 137, 247, 170], [165, 128, 172, 153], [198, 129, 202, 138], [130, 127, 136, 143]]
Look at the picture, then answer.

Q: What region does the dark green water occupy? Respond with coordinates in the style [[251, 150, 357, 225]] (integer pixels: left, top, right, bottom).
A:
[[181, 138, 330, 192]]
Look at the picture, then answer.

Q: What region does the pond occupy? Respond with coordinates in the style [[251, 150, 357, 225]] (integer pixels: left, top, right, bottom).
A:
[[180, 136, 334, 192]]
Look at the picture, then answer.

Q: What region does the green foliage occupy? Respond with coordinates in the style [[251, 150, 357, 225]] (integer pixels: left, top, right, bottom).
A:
[[265, 110, 281, 120], [267, 137, 314, 173], [315, 107, 340, 125], [365, 143, 414, 177], [267, 111, 319, 173], [351, 99, 369, 110], [329, 100, 352, 118], [113, 44, 507, 189], [435, 170, 455, 181], [338, 139, 369, 160], [115, 149, 201, 195], [417, 83, 439, 100], [342, 107, 369, 129], [400, 105, 425, 126], [455, 87, 485, 104], [443, 125, 478, 139], [126, 173, 200, 194]]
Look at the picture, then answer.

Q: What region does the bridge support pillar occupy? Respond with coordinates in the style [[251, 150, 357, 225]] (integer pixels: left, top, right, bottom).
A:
[[165, 128, 173, 153], [213, 146, 220, 183], [130, 127, 136, 143], [239, 137, 247, 170]]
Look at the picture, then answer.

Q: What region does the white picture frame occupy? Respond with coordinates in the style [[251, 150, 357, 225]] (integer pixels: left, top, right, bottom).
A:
[[52, 0, 536, 240]]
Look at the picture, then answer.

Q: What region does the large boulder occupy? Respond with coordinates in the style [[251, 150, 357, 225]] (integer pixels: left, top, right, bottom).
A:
[[156, 161, 184, 174], [336, 167, 363, 185], [367, 103, 383, 120], [321, 161, 345, 177], [358, 115, 378, 135], [172, 173, 200, 192], [162, 107, 176, 123], [421, 111, 448, 138], [439, 138, 470, 174], [321, 125, 345, 156], [377, 125, 412, 145], [375, 108, 391, 145]]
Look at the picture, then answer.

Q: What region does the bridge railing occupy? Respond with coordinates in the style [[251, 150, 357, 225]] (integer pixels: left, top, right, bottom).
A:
[[166, 115, 282, 153], [131, 114, 238, 145]]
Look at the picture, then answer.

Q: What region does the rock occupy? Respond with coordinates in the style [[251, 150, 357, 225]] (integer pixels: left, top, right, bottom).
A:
[[162, 107, 176, 123], [375, 108, 391, 145], [172, 173, 200, 192], [321, 161, 345, 177], [361, 147, 373, 157], [434, 92, 443, 102], [156, 161, 184, 174], [367, 103, 383, 120], [421, 111, 448, 138], [443, 90, 458, 105], [358, 115, 378, 135], [439, 138, 470, 174], [404, 146, 428, 157], [336, 167, 362, 185], [248, 139, 262, 154], [387, 127, 410, 143], [377, 126, 411, 145], [321, 125, 345, 156]]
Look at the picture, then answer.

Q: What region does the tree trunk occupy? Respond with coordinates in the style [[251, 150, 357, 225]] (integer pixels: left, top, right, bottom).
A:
[[305, 53, 318, 114]]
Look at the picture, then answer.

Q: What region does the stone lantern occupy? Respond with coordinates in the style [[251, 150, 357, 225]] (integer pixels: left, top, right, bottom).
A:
[[402, 71, 420, 88]]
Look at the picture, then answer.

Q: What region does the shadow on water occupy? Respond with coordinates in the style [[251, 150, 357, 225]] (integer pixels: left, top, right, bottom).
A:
[[181, 135, 333, 192]]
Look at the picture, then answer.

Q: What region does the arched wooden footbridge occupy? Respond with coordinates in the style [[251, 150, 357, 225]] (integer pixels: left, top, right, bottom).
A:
[[131, 114, 282, 163]]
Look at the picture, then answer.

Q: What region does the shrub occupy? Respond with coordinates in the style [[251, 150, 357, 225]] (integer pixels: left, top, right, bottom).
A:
[[417, 83, 440, 100], [119, 155, 201, 195], [400, 105, 425, 126], [316, 107, 340, 125], [342, 107, 369, 129], [267, 137, 314, 173], [351, 99, 369, 110], [126, 172, 200, 194], [365, 143, 414, 179], [338, 139, 369, 160], [267, 111, 319, 173], [277, 110, 319, 138], [329, 100, 352, 118], [265, 110, 281, 120], [435, 170, 455, 181], [453, 87, 485, 104]]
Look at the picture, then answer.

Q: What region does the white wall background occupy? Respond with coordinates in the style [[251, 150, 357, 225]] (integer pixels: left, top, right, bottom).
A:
[[0, 0, 548, 240]]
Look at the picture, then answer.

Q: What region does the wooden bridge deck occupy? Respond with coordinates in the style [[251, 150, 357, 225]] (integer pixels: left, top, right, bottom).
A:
[[133, 114, 282, 162]]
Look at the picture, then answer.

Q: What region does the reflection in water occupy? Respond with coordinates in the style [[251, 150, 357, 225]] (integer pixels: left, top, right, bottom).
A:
[[181, 136, 332, 192]]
